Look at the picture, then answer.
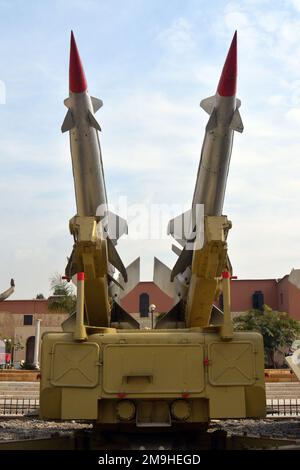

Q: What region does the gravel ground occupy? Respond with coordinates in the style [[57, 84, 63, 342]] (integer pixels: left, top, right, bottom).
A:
[[0, 417, 300, 442], [210, 418, 300, 439], [0, 417, 92, 441]]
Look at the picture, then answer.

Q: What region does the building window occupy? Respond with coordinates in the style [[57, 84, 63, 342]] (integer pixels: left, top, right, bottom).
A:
[[252, 291, 264, 311], [139, 293, 149, 317], [23, 315, 33, 326]]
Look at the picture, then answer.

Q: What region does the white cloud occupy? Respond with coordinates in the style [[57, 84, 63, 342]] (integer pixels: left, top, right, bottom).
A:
[[156, 18, 196, 54]]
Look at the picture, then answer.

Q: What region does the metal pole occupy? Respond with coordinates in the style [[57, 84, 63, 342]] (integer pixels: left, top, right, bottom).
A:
[[220, 271, 233, 340], [33, 319, 41, 369], [74, 272, 87, 341]]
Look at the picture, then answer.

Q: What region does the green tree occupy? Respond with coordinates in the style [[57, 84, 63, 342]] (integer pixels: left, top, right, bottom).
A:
[[36, 293, 45, 299], [233, 305, 300, 367], [48, 273, 76, 315]]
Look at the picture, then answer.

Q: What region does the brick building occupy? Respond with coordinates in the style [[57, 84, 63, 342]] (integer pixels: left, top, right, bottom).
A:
[[121, 269, 300, 323], [1, 269, 300, 365], [0, 299, 68, 365]]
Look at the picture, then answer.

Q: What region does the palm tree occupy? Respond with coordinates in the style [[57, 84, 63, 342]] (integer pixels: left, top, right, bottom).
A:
[[48, 273, 76, 315]]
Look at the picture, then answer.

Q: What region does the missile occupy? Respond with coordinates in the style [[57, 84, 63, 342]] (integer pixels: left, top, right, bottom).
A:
[[193, 30, 243, 216], [61, 32, 139, 329], [62, 32, 128, 282], [168, 31, 243, 244], [168, 31, 243, 257], [154, 32, 243, 325], [62, 31, 106, 218]]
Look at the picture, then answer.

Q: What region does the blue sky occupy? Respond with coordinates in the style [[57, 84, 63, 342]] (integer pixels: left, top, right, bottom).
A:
[[1, 0, 300, 298]]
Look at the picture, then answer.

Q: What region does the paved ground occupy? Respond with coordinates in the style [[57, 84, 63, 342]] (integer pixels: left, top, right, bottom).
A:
[[210, 418, 300, 439], [0, 417, 91, 441], [0, 417, 300, 442]]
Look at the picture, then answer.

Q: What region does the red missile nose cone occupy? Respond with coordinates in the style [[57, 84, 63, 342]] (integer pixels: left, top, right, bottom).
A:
[[217, 31, 237, 97], [69, 31, 87, 93]]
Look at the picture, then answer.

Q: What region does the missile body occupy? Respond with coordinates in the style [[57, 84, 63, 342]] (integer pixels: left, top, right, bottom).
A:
[[155, 32, 243, 326], [167, 31, 243, 243], [193, 31, 243, 217], [62, 32, 106, 218], [61, 32, 139, 329]]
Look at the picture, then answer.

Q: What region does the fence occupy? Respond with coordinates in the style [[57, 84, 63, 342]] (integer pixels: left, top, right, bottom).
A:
[[1, 397, 299, 418], [267, 398, 300, 416], [0, 398, 39, 415]]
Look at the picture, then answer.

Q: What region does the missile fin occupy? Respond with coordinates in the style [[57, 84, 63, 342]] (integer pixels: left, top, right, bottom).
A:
[[104, 211, 128, 241], [107, 273, 124, 290], [155, 299, 185, 329], [172, 244, 182, 256], [229, 108, 243, 133], [64, 97, 71, 108], [200, 95, 215, 115], [236, 98, 241, 109], [167, 209, 192, 247], [91, 96, 103, 113], [153, 257, 174, 298], [107, 236, 128, 282], [122, 257, 140, 296], [110, 302, 140, 329], [109, 257, 140, 301], [61, 108, 75, 133], [206, 108, 217, 131], [210, 305, 224, 325], [171, 247, 193, 281], [87, 109, 101, 131]]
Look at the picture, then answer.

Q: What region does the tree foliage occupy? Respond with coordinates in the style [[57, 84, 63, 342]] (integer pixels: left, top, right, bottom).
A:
[[233, 305, 300, 367], [48, 273, 76, 315]]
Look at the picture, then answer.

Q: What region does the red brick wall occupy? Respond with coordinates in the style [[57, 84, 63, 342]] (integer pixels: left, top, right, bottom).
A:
[[230, 279, 278, 312], [0, 299, 63, 315], [121, 282, 173, 314]]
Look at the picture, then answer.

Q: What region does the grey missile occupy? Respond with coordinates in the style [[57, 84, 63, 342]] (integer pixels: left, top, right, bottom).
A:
[[193, 30, 243, 217], [62, 32, 128, 282], [168, 31, 243, 246], [61, 31, 107, 218], [154, 32, 243, 312]]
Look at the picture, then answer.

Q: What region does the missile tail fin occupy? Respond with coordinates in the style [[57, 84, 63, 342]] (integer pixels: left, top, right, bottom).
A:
[[105, 211, 128, 241], [110, 302, 140, 329], [172, 244, 182, 256], [171, 247, 193, 281], [155, 299, 185, 329], [153, 257, 174, 298], [167, 209, 192, 247], [107, 236, 128, 282]]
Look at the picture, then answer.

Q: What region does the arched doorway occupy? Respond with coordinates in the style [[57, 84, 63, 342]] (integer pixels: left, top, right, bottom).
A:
[[25, 336, 35, 364], [139, 293, 149, 317]]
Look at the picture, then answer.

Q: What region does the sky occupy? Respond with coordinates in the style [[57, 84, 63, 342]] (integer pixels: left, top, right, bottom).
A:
[[1, 0, 300, 298]]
